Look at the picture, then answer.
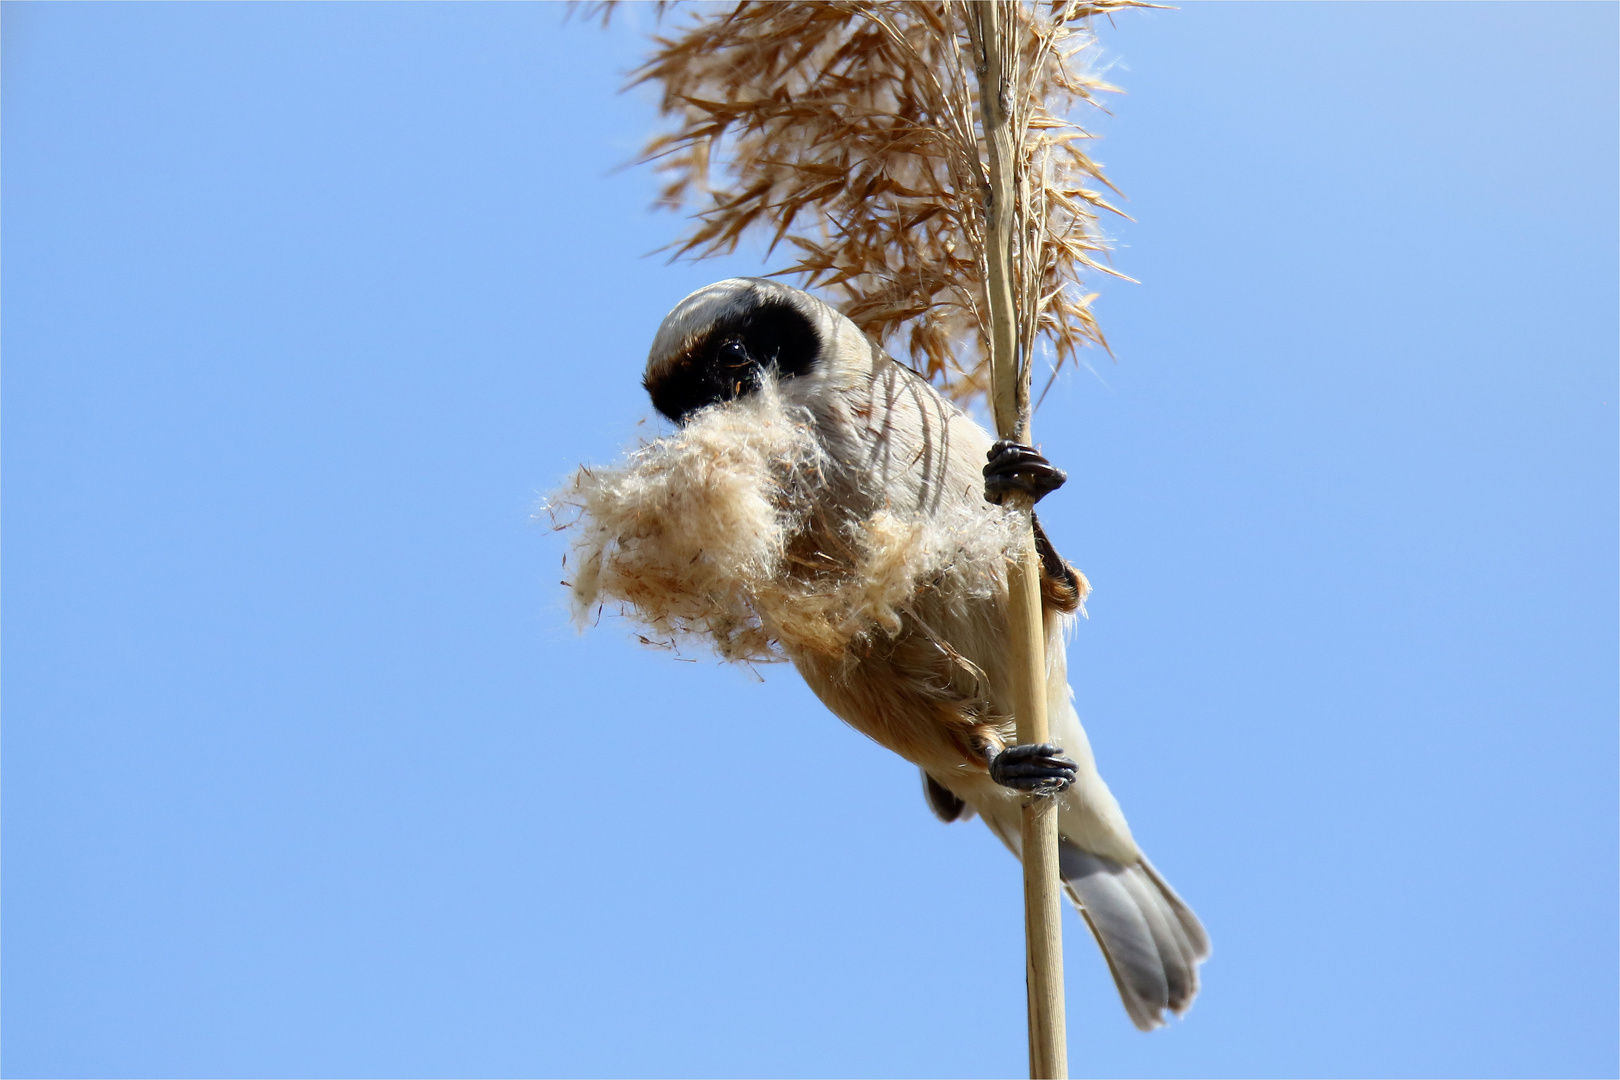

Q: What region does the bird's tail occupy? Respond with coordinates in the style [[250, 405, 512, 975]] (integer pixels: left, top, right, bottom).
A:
[[1058, 844, 1210, 1031]]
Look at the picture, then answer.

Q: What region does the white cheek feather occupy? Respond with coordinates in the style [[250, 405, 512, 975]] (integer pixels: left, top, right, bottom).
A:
[[555, 376, 1022, 664]]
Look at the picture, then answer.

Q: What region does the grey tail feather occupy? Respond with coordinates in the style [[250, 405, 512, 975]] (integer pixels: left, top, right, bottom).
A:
[[1059, 844, 1210, 1032]]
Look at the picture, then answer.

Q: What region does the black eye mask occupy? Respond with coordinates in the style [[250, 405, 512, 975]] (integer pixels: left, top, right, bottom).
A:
[[645, 297, 821, 423]]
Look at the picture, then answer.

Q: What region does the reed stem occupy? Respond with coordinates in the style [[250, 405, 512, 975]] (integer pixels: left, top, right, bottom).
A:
[[967, 3, 1068, 1077]]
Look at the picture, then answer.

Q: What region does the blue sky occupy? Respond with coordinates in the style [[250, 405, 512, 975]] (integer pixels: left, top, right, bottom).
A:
[[4, 3, 1615, 1078]]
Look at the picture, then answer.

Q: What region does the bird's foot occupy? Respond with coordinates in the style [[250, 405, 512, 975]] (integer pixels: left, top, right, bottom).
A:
[[989, 743, 1078, 795], [984, 441, 1067, 506]]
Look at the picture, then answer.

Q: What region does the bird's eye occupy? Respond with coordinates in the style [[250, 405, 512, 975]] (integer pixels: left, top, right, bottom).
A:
[[717, 339, 751, 368]]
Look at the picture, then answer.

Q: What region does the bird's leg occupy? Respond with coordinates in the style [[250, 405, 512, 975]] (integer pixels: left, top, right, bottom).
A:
[[1032, 513, 1087, 613], [983, 441, 1067, 506], [988, 743, 1078, 795]]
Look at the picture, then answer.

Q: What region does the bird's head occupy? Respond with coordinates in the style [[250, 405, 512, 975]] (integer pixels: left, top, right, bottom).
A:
[[644, 278, 859, 424]]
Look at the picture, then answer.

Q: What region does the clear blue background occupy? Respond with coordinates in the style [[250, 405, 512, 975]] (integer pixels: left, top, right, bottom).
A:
[[5, 3, 1615, 1077]]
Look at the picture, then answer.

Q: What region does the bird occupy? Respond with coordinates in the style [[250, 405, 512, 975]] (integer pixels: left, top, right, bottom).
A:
[[640, 276, 1209, 1031]]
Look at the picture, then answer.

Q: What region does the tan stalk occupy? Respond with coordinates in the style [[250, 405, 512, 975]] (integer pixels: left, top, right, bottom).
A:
[[965, 4, 1066, 1077]]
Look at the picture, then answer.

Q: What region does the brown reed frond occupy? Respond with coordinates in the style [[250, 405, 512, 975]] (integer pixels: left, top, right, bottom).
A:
[[621, 0, 1146, 408]]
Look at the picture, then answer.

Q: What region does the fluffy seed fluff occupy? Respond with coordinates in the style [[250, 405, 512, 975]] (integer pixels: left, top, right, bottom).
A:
[[552, 379, 1021, 663]]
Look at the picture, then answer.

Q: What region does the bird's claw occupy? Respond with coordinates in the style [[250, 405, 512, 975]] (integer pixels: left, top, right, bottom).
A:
[[989, 742, 1078, 795], [984, 441, 1067, 506]]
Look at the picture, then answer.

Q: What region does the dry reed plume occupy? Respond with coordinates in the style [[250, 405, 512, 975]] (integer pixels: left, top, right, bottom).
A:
[[604, 0, 1144, 410]]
